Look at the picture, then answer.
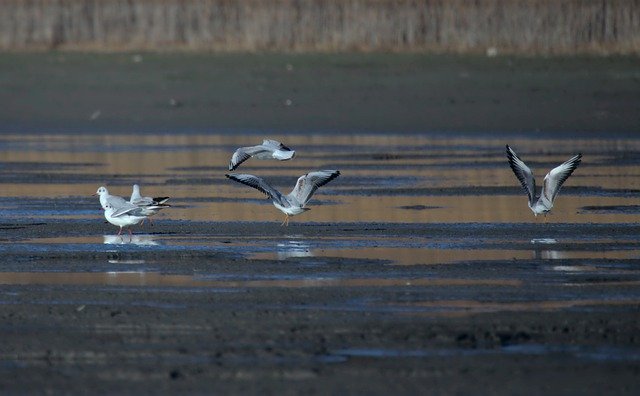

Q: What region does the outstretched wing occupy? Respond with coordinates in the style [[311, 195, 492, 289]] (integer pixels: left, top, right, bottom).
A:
[[541, 153, 582, 202], [288, 170, 340, 205], [229, 145, 271, 170], [263, 139, 292, 151], [506, 145, 536, 205], [226, 173, 285, 204]]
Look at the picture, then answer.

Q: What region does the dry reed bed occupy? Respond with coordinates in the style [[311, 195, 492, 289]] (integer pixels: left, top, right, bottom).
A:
[[1, 0, 639, 54]]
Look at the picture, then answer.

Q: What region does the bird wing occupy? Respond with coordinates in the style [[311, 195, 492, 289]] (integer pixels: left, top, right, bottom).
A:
[[229, 146, 271, 170], [106, 195, 129, 208], [111, 202, 145, 217], [131, 196, 154, 206], [288, 170, 340, 205], [225, 173, 285, 204], [541, 153, 582, 203], [152, 196, 170, 205], [262, 139, 292, 151], [506, 145, 536, 206]]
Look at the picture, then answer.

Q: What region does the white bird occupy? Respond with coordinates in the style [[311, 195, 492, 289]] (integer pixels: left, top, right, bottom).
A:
[[94, 186, 162, 235], [225, 170, 340, 225], [129, 184, 170, 222], [94, 186, 131, 212], [506, 145, 582, 217], [229, 139, 296, 171], [103, 204, 147, 237]]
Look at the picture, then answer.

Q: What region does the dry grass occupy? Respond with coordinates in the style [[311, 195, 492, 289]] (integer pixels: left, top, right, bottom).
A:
[[1, 0, 638, 54]]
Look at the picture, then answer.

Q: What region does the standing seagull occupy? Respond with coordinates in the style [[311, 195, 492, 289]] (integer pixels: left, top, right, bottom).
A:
[[93, 186, 161, 236], [102, 203, 147, 237], [226, 170, 340, 225], [229, 139, 296, 171], [130, 184, 170, 223], [506, 145, 582, 217]]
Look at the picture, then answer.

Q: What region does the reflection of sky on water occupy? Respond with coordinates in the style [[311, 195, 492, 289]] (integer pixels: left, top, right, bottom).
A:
[[103, 234, 160, 246], [275, 235, 314, 259]]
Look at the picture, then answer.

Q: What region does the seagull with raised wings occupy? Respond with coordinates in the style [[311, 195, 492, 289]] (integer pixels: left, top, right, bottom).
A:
[[506, 145, 582, 217], [226, 170, 340, 225]]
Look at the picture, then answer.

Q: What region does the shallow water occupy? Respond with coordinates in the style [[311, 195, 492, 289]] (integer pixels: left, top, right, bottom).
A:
[[1, 133, 640, 288]]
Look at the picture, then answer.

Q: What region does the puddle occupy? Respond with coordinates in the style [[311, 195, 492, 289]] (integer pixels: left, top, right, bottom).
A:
[[332, 345, 640, 362]]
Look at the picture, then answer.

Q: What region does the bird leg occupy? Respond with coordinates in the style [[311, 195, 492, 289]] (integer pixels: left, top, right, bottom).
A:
[[117, 227, 123, 236], [281, 214, 289, 226]]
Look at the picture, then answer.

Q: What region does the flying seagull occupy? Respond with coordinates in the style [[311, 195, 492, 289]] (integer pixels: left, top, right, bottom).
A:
[[225, 170, 340, 225], [229, 139, 296, 171], [506, 145, 582, 217]]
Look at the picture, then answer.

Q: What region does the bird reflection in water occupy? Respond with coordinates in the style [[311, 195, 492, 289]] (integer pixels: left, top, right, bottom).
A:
[[530, 238, 565, 259], [276, 235, 314, 259], [103, 234, 160, 246]]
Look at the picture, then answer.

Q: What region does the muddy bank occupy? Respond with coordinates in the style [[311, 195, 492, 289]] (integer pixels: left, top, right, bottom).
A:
[[0, 53, 638, 135], [1, 218, 639, 393]]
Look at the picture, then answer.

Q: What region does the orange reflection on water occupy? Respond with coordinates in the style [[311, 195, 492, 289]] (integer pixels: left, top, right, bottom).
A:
[[1, 134, 640, 225]]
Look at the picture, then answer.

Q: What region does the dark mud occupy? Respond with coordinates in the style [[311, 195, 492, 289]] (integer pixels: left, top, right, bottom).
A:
[[1, 219, 640, 394], [1, 53, 639, 135]]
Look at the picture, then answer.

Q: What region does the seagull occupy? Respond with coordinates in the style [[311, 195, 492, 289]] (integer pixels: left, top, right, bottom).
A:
[[129, 184, 170, 223], [94, 186, 131, 211], [225, 170, 340, 225], [103, 203, 147, 237], [506, 145, 582, 217], [229, 139, 296, 171], [94, 186, 162, 235]]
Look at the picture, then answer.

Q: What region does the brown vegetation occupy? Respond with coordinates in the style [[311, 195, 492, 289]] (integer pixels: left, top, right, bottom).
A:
[[1, 0, 639, 54]]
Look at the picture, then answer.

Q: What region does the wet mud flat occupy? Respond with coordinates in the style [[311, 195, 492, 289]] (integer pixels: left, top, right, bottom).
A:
[[1, 219, 640, 394], [1, 129, 640, 393]]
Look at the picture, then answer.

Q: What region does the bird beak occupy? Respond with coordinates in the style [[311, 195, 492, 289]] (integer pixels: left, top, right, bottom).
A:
[[92, 193, 97, 196]]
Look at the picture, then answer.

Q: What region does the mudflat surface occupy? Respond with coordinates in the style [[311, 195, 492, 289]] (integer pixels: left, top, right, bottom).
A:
[[1, 220, 640, 394], [0, 53, 639, 134], [0, 55, 639, 394]]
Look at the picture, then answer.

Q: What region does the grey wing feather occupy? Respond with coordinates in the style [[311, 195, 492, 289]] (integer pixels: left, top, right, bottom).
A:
[[226, 173, 285, 204], [229, 146, 271, 170], [111, 202, 145, 217], [106, 195, 128, 208], [289, 170, 340, 205], [262, 139, 290, 151], [506, 145, 536, 205], [541, 153, 582, 202]]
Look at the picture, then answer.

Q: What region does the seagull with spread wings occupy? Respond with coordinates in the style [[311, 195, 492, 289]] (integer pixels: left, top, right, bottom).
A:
[[225, 170, 340, 225], [506, 145, 582, 217], [228, 139, 296, 171]]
